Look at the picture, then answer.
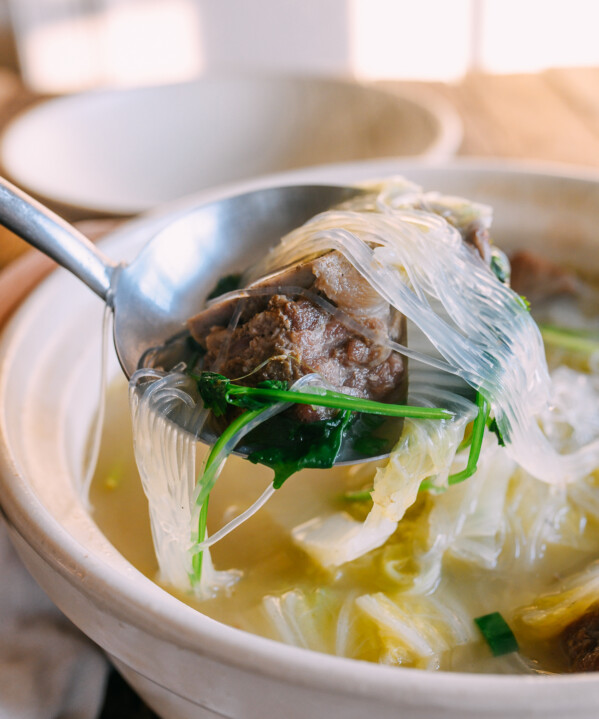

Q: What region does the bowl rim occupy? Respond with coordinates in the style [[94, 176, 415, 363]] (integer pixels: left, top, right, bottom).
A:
[[3, 157, 599, 709]]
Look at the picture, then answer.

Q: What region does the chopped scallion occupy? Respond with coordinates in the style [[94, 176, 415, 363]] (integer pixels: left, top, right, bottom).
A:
[[474, 611, 519, 656]]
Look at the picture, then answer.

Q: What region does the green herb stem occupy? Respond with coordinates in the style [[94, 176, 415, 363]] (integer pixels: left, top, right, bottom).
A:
[[342, 489, 374, 502], [191, 499, 209, 582], [448, 392, 489, 485], [346, 392, 491, 498], [539, 323, 599, 355], [227, 385, 453, 420], [196, 407, 267, 507], [419, 392, 489, 491], [191, 406, 269, 584]]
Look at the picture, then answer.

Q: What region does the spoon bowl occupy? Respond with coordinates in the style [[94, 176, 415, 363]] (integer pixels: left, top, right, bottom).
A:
[[0, 178, 380, 461], [0, 178, 364, 376]]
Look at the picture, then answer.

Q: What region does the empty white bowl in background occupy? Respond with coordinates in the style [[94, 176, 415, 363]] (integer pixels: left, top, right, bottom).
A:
[[0, 76, 461, 216]]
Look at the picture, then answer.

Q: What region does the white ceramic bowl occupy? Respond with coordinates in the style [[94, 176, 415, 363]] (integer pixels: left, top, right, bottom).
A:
[[2, 160, 599, 719], [0, 76, 461, 216]]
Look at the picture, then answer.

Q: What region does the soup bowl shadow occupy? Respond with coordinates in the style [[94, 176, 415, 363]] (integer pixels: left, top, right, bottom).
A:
[[2, 160, 599, 718]]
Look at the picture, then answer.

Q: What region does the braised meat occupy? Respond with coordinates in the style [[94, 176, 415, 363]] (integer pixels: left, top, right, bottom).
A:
[[188, 252, 407, 420], [463, 222, 492, 264], [561, 604, 599, 672], [509, 250, 578, 305]]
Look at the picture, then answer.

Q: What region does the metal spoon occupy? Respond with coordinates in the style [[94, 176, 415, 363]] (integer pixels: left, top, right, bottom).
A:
[[0, 177, 364, 375], [0, 177, 389, 462]]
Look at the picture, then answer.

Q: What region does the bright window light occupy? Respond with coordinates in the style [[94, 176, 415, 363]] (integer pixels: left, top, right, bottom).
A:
[[14, 0, 203, 93], [349, 0, 473, 81], [479, 0, 599, 73]]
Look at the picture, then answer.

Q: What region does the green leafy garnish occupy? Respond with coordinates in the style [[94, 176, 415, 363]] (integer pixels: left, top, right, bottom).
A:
[[191, 405, 271, 583], [490, 249, 511, 284], [229, 380, 290, 411], [195, 371, 230, 416], [516, 294, 531, 312], [346, 393, 493, 498], [448, 392, 489, 485], [195, 372, 291, 415], [195, 407, 268, 507], [419, 392, 490, 492], [192, 497, 210, 581], [487, 416, 505, 446], [232, 382, 449, 418], [190, 370, 456, 583], [206, 273, 242, 300], [248, 410, 353, 488], [474, 611, 519, 656]]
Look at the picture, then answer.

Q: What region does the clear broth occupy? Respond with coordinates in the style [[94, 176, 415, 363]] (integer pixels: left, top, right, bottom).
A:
[[91, 374, 599, 673]]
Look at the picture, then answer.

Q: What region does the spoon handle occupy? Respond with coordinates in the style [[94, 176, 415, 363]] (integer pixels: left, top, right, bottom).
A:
[[0, 177, 117, 302]]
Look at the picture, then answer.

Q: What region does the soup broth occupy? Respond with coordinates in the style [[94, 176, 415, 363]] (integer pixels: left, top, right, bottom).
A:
[[91, 359, 599, 674]]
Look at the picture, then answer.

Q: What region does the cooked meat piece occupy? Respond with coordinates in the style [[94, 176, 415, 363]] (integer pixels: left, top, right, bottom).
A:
[[463, 222, 492, 265], [188, 252, 407, 421], [509, 250, 578, 305], [203, 294, 404, 392], [561, 603, 599, 672], [310, 252, 390, 322], [188, 258, 320, 340]]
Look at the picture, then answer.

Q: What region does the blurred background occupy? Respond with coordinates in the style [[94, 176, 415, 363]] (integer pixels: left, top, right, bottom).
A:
[[3, 0, 599, 321], [4, 0, 599, 91]]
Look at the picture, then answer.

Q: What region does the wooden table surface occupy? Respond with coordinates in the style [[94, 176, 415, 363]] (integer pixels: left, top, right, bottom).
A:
[[2, 65, 599, 717], [403, 67, 599, 166]]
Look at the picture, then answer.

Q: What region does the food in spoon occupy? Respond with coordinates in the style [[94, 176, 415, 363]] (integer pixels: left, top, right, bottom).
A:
[[188, 251, 408, 421]]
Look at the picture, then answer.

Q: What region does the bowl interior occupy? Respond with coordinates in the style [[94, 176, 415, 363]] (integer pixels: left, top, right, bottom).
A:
[[2, 160, 599, 714]]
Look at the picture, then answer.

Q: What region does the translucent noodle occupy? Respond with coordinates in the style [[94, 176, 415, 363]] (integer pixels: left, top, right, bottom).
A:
[[246, 188, 599, 484]]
